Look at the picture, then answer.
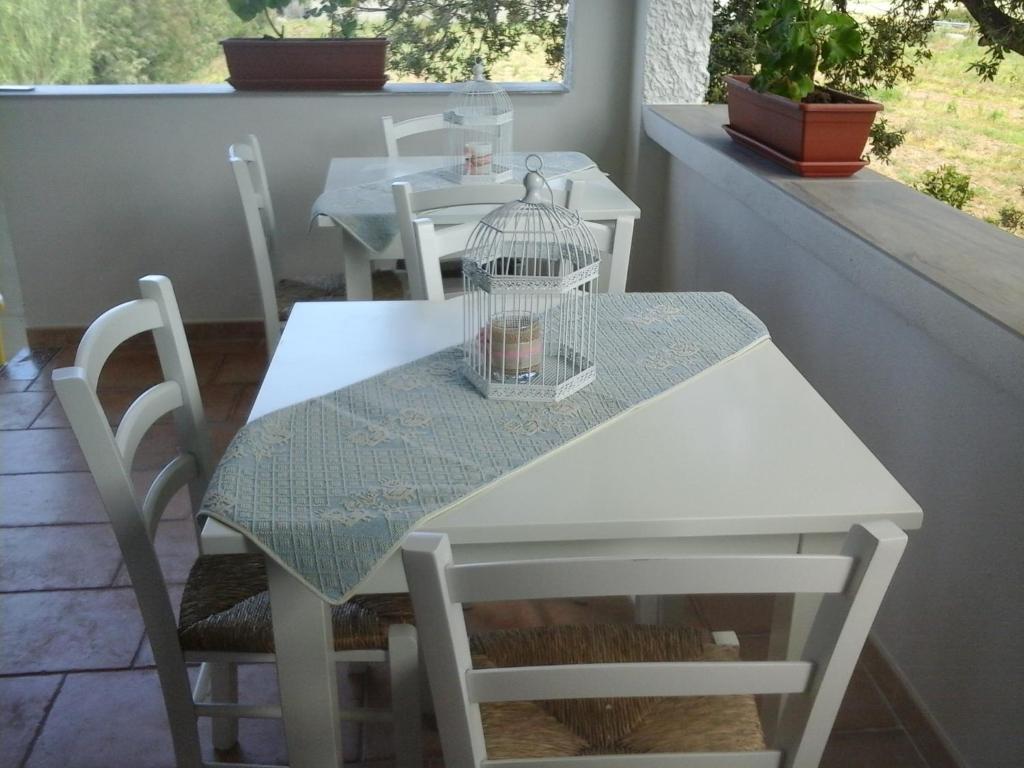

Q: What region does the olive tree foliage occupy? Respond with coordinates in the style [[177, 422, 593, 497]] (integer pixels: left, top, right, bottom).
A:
[[307, 0, 568, 81], [0, 0, 93, 84], [0, 0, 249, 84], [705, 0, 1024, 161]]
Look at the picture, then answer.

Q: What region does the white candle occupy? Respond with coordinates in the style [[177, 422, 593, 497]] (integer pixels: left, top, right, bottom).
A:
[[464, 142, 493, 176]]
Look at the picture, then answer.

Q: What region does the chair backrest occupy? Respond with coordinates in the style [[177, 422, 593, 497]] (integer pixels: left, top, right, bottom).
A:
[[382, 113, 447, 158], [402, 521, 907, 768], [53, 275, 213, 763], [392, 180, 612, 301], [229, 135, 281, 355]]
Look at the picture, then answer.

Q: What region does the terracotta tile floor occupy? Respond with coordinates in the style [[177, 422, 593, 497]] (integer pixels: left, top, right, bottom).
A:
[[1, 341, 937, 767]]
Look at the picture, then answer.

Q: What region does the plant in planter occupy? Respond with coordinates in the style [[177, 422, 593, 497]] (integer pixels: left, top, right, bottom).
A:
[[221, 0, 388, 91], [723, 0, 883, 177]]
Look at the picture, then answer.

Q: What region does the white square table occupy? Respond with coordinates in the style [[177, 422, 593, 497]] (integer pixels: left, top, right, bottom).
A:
[[312, 155, 641, 298], [201, 297, 922, 767]]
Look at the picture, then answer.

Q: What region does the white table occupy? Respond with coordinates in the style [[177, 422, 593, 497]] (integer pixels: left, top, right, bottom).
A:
[[313, 156, 642, 299], [201, 298, 922, 768]]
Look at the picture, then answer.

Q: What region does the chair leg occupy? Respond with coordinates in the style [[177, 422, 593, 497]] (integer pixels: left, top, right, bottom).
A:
[[209, 661, 240, 752], [388, 624, 422, 768]]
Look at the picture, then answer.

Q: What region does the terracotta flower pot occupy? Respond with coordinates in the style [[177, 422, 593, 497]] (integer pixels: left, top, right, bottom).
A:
[[724, 74, 882, 177], [221, 38, 388, 91]]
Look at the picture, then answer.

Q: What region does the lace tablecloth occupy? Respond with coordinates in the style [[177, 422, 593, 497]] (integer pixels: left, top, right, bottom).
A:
[[199, 293, 769, 603], [310, 151, 597, 252]]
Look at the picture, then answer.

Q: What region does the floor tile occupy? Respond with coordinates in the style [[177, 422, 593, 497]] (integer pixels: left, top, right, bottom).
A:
[[0, 589, 144, 674], [0, 674, 63, 767], [199, 384, 246, 423], [114, 518, 198, 587], [214, 350, 268, 384], [737, 632, 770, 661], [0, 524, 122, 591], [860, 640, 961, 768], [0, 378, 31, 393], [0, 473, 108, 526], [691, 594, 775, 634], [231, 383, 259, 422], [0, 392, 54, 429], [0, 429, 87, 474], [820, 728, 928, 768], [834, 664, 900, 733], [26, 669, 177, 768], [0, 348, 59, 382], [195, 664, 293, 765]]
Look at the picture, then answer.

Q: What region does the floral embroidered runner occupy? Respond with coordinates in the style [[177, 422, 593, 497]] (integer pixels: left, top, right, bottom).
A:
[[310, 151, 597, 252], [200, 293, 769, 603]]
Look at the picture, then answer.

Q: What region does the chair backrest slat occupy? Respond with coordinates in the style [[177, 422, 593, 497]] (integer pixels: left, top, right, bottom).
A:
[[447, 555, 854, 603], [403, 521, 906, 768], [115, 380, 183, 469], [480, 750, 784, 768], [229, 135, 280, 356], [75, 299, 163, 390], [382, 113, 447, 157], [467, 660, 813, 703], [142, 453, 198, 539]]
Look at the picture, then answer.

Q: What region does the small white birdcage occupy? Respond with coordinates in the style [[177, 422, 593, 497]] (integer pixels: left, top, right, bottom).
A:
[[463, 156, 599, 401], [446, 61, 513, 184]]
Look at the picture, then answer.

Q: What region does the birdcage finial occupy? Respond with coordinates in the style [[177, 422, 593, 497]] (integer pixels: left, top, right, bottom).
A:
[[472, 61, 485, 81], [522, 154, 547, 204]]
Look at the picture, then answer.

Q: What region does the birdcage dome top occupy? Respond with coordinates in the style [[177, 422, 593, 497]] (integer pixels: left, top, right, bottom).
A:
[[445, 62, 513, 126], [463, 161, 600, 293]]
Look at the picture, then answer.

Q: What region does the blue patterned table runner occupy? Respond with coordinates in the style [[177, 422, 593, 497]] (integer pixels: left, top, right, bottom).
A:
[[200, 293, 769, 603]]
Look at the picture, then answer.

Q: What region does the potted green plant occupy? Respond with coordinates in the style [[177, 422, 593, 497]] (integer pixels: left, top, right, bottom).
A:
[[221, 1, 388, 91], [724, 0, 882, 177]]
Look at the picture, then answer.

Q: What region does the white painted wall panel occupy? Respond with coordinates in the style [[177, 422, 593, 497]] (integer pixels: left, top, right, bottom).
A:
[[663, 154, 1024, 768], [0, 1, 634, 327]]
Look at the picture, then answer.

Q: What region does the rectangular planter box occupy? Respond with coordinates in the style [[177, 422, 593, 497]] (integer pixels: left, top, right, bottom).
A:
[[222, 38, 388, 91], [725, 75, 881, 165]]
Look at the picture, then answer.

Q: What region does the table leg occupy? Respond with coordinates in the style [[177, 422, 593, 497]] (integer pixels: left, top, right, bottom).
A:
[[266, 558, 344, 768], [343, 240, 374, 300], [604, 216, 635, 294]]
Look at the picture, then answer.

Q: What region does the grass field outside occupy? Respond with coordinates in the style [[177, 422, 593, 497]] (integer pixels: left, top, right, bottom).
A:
[[867, 30, 1024, 238]]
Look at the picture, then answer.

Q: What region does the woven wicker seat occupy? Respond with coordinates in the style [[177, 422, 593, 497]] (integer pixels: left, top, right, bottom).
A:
[[178, 554, 414, 654], [468, 624, 766, 759]]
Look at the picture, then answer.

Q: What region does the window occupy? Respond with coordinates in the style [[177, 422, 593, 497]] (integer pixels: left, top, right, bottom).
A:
[[0, 0, 570, 87]]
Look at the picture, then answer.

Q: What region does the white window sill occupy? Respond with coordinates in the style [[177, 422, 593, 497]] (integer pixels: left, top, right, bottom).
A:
[[0, 82, 569, 97]]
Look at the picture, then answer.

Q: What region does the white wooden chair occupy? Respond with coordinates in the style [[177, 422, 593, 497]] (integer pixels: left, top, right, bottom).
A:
[[229, 135, 359, 358], [402, 522, 907, 768], [381, 114, 447, 158], [53, 275, 421, 768], [392, 180, 617, 301]]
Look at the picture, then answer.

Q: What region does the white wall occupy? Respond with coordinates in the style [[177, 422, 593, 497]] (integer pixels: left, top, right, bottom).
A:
[[0, 0, 636, 328], [662, 152, 1024, 767]]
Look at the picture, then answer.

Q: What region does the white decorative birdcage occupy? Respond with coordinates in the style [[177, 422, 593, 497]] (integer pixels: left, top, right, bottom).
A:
[[445, 61, 513, 185], [463, 156, 600, 401]]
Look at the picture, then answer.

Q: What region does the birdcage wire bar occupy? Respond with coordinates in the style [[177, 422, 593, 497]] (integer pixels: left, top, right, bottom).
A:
[[462, 162, 600, 401], [446, 62, 514, 185]]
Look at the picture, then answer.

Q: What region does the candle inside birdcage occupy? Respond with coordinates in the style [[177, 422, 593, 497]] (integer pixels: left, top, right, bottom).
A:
[[485, 311, 543, 382]]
